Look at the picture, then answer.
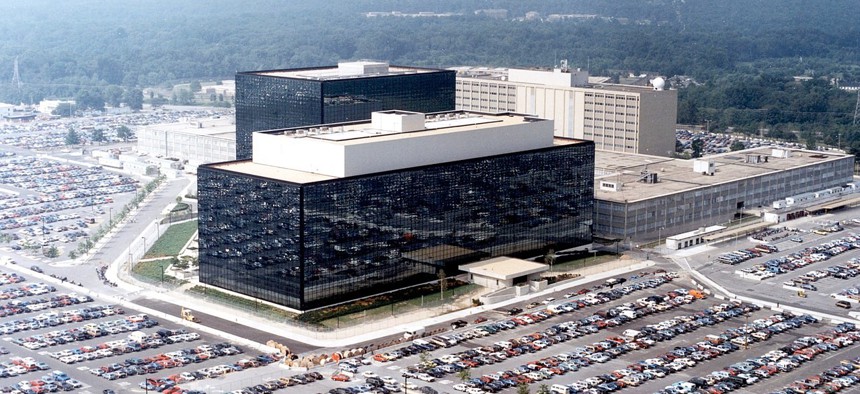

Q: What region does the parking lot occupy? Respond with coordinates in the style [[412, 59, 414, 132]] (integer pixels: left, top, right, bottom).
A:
[[692, 209, 860, 316], [0, 265, 285, 393], [232, 269, 857, 394]]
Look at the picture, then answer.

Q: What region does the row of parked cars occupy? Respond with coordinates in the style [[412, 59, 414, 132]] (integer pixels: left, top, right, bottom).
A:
[[783, 260, 860, 292], [0, 292, 92, 319], [0, 282, 55, 300], [772, 355, 860, 394], [229, 371, 327, 394], [737, 235, 860, 280], [662, 322, 858, 394], [562, 312, 815, 394], [0, 304, 124, 335], [398, 285, 707, 394], [0, 271, 26, 286], [371, 276, 675, 366], [2, 369, 84, 392], [16, 314, 160, 352], [139, 353, 282, 393], [451, 299, 750, 394], [94, 342, 240, 381], [716, 244, 778, 266]]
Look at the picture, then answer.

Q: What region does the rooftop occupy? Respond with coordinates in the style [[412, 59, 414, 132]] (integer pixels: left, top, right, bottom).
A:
[[141, 117, 236, 139], [594, 147, 853, 203], [460, 257, 549, 280], [452, 66, 660, 92], [208, 110, 584, 183], [248, 61, 442, 81]]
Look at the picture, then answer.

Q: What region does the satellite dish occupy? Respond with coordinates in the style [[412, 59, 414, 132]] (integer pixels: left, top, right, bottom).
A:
[[651, 77, 666, 91]]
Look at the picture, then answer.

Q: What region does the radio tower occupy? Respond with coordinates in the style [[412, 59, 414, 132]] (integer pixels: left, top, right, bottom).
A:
[[854, 90, 860, 126], [11, 57, 22, 91]]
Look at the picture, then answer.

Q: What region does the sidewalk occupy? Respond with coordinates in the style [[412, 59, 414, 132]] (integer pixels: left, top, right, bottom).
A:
[[124, 257, 656, 351]]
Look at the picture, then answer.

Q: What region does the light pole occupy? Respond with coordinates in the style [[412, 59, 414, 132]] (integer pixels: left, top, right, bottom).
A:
[[657, 226, 665, 247], [108, 207, 113, 227], [705, 119, 710, 132], [142, 236, 147, 257]]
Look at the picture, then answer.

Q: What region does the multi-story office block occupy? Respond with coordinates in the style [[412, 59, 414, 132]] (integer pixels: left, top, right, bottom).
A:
[[199, 110, 594, 310], [593, 148, 855, 243], [234, 61, 455, 159], [454, 65, 677, 157], [136, 117, 237, 167]]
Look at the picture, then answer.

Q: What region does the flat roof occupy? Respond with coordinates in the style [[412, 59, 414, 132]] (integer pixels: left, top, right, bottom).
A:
[[273, 111, 539, 147], [595, 147, 853, 203], [248, 62, 442, 81], [208, 160, 337, 184], [142, 117, 236, 139], [460, 257, 548, 280], [667, 225, 726, 241], [453, 66, 660, 93], [227, 110, 580, 182]]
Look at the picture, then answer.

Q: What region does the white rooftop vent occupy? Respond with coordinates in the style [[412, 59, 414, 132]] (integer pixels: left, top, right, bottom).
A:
[[370, 110, 426, 133], [599, 181, 619, 192], [693, 159, 715, 176], [771, 148, 792, 158]]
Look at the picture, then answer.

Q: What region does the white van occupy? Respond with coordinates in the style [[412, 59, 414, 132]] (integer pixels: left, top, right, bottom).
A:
[[403, 326, 425, 339], [551, 384, 570, 394]]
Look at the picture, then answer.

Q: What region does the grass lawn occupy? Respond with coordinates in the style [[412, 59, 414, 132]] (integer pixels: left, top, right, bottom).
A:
[[549, 251, 617, 272], [186, 285, 296, 320], [132, 258, 182, 285], [144, 221, 197, 258], [318, 284, 479, 329]]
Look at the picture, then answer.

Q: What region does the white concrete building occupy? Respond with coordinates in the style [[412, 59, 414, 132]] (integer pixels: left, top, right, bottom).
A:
[[136, 117, 236, 168], [453, 65, 678, 157]]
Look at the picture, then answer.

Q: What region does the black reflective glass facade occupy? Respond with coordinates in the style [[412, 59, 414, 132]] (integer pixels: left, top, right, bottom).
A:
[[199, 141, 594, 310], [235, 69, 455, 160]]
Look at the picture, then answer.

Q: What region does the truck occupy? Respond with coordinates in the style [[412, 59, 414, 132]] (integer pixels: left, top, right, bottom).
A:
[[403, 326, 425, 339], [180, 307, 200, 323]]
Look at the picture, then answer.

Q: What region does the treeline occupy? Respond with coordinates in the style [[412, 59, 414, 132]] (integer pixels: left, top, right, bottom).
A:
[[0, 0, 858, 148]]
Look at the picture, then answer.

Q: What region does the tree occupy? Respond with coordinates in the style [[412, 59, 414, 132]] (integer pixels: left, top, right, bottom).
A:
[[418, 351, 431, 366], [543, 248, 556, 270], [52, 103, 75, 117], [177, 89, 193, 104], [536, 384, 550, 394], [517, 383, 530, 394], [116, 125, 134, 141], [43, 245, 60, 258], [75, 89, 105, 111], [190, 80, 202, 92], [730, 140, 746, 151], [91, 129, 106, 143], [457, 368, 471, 383], [104, 85, 124, 107], [123, 88, 144, 110], [691, 138, 703, 158], [438, 269, 448, 300], [65, 127, 81, 145]]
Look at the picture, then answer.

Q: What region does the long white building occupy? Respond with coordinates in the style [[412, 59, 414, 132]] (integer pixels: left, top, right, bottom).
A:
[[453, 65, 678, 157]]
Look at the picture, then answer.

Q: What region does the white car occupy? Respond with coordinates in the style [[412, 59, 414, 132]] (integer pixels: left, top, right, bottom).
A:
[[453, 384, 468, 392], [362, 371, 378, 378], [416, 373, 435, 382], [382, 376, 397, 385]]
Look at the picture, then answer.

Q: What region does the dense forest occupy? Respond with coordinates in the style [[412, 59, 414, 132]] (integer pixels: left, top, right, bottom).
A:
[[1, 0, 859, 153]]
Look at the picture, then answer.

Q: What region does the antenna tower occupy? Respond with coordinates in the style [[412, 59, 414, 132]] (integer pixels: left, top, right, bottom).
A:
[[11, 57, 22, 91], [854, 90, 860, 126]]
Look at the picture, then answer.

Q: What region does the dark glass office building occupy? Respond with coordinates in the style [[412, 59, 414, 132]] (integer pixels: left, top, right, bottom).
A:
[[199, 141, 594, 311], [235, 62, 456, 160]]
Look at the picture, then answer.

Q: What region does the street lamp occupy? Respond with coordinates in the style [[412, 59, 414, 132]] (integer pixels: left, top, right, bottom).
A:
[[108, 207, 113, 227], [142, 236, 147, 257], [657, 226, 665, 247]]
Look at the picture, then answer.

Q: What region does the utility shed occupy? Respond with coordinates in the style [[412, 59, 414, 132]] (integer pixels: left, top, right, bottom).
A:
[[460, 257, 548, 289]]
